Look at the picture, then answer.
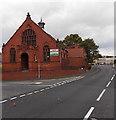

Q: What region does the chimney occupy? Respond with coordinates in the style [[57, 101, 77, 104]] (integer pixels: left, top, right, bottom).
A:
[[26, 12, 31, 19]]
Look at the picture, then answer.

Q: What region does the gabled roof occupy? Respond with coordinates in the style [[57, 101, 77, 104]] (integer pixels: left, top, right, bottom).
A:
[[4, 13, 56, 46], [28, 14, 56, 41]]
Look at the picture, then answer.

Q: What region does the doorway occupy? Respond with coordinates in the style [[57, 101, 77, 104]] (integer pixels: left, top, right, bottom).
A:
[[21, 53, 29, 70]]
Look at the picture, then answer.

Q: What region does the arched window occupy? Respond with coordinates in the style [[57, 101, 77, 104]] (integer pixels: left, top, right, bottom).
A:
[[10, 48, 16, 63], [43, 45, 50, 62], [22, 29, 36, 46]]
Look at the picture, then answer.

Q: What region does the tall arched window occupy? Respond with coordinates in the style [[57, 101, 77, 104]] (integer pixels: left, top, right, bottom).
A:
[[43, 45, 50, 62], [10, 48, 16, 63], [22, 29, 36, 46]]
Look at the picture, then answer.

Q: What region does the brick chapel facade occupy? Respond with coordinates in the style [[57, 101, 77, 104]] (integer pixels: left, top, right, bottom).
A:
[[2, 13, 89, 80]]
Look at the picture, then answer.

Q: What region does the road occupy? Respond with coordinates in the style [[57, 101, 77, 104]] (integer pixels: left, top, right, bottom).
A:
[[1, 65, 115, 119]]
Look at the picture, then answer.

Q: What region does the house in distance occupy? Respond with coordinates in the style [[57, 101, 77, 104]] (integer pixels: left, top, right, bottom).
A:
[[2, 13, 89, 80]]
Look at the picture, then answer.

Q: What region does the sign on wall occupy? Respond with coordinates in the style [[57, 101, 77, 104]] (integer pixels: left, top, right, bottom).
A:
[[50, 49, 59, 56]]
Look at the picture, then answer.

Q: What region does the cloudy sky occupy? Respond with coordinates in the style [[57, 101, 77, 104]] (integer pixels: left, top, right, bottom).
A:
[[1, 0, 114, 56]]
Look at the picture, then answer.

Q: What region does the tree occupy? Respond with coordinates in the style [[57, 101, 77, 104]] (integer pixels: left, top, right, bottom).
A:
[[62, 34, 82, 47], [80, 38, 99, 63], [60, 33, 101, 63]]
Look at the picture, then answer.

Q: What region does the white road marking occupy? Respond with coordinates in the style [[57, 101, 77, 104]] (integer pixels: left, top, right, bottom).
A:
[[40, 89, 44, 91], [34, 82, 42, 85], [65, 80, 69, 82], [53, 84, 57, 86], [61, 82, 65, 85], [45, 87, 50, 90], [10, 97, 17, 101], [62, 81, 66, 83], [27, 92, 33, 96], [111, 76, 114, 81], [112, 69, 116, 74], [96, 89, 106, 101], [59, 83, 62, 85], [50, 86, 54, 88], [19, 94, 26, 98], [66, 81, 70, 83], [111, 74, 115, 81], [106, 81, 111, 87], [83, 107, 95, 119], [111, 77, 113, 81], [34, 91, 39, 93], [57, 83, 62, 85], [0, 100, 8, 104], [59, 83, 63, 85]]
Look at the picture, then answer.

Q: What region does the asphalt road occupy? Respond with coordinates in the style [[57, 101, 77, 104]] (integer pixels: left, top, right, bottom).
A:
[[1, 65, 115, 119]]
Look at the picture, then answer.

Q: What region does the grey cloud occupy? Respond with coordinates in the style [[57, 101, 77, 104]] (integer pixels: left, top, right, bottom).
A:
[[1, 1, 114, 55]]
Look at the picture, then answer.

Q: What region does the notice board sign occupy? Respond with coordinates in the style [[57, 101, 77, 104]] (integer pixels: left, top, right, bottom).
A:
[[50, 49, 59, 56]]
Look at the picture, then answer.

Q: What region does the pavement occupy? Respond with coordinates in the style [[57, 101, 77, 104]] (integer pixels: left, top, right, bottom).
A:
[[2, 75, 85, 100]]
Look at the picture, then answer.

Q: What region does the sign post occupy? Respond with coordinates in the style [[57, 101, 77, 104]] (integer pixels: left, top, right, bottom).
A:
[[38, 60, 40, 79]]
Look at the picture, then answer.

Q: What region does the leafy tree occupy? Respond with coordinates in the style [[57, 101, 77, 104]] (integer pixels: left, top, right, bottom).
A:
[[60, 33, 101, 63], [62, 34, 82, 47], [57, 40, 64, 47], [80, 38, 99, 63]]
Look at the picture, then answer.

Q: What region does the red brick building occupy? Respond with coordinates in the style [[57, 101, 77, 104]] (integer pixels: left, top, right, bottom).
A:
[[2, 13, 89, 80]]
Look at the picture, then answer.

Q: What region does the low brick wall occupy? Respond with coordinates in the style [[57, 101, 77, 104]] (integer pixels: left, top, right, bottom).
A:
[[2, 70, 38, 80], [2, 67, 88, 80], [40, 68, 87, 79]]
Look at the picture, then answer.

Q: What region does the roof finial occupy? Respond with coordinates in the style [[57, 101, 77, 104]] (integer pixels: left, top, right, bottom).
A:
[[26, 12, 31, 19], [40, 17, 42, 22]]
